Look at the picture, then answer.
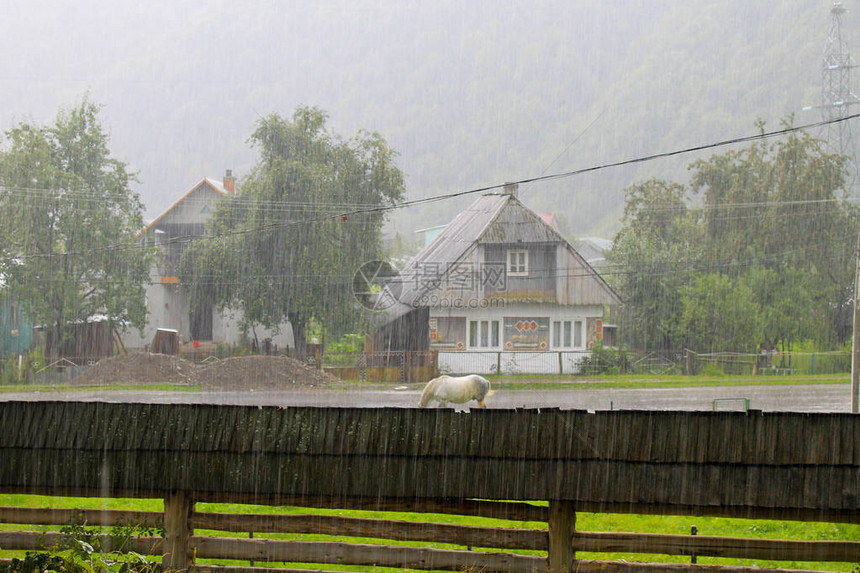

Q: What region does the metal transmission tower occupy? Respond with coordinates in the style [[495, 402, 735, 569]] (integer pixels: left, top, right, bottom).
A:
[[821, 2, 860, 188]]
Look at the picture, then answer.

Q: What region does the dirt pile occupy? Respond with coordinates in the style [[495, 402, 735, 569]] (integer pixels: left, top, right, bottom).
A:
[[196, 355, 340, 389], [71, 353, 197, 386], [71, 352, 340, 390]]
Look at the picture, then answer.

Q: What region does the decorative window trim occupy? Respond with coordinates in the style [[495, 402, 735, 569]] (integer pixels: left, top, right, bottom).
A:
[[507, 249, 528, 276]]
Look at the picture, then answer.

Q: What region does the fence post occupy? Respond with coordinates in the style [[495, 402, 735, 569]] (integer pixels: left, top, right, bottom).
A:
[[690, 524, 698, 564], [406, 351, 412, 383], [163, 491, 194, 571], [547, 500, 576, 573]]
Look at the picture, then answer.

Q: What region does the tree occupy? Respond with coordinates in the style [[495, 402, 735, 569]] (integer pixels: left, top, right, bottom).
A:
[[180, 106, 404, 356], [679, 273, 760, 353], [691, 118, 852, 280], [0, 97, 153, 357], [606, 178, 702, 351], [691, 118, 855, 347], [609, 119, 857, 354]]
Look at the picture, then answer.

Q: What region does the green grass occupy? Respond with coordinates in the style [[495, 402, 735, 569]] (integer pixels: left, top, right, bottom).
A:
[[293, 372, 851, 392], [1, 495, 858, 572], [0, 370, 849, 393], [488, 372, 850, 391]]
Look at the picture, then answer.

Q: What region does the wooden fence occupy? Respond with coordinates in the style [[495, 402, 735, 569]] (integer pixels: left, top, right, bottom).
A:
[[0, 401, 858, 572], [1, 497, 858, 572]]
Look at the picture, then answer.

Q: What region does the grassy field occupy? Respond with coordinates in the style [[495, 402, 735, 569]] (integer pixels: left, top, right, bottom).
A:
[[487, 372, 850, 391], [1, 494, 858, 572], [0, 371, 850, 393]]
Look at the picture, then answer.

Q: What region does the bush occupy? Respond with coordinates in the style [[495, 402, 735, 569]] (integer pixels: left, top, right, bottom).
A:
[[0, 522, 162, 573], [579, 343, 630, 375]]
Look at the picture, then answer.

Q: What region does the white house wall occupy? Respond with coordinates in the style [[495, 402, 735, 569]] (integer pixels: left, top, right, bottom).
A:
[[122, 279, 294, 351], [436, 350, 588, 376], [127, 180, 295, 352], [430, 302, 602, 375], [121, 279, 189, 349]]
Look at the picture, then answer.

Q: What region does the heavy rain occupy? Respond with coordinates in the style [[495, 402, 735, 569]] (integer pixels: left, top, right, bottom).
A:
[[0, 2, 859, 572]]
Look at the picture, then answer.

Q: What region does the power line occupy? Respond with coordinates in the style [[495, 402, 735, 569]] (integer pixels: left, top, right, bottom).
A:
[[333, 111, 860, 221], [4, 112, 859, 261]]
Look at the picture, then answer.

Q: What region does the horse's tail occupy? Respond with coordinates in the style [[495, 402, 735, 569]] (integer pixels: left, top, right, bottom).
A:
[[418, 377, 442, 407]]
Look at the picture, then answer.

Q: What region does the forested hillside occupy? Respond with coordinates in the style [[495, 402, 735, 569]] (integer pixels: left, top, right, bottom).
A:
[[0, 0, 851, 237]]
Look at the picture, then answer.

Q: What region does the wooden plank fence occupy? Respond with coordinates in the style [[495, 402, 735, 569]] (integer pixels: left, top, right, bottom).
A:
[[1, 499, 858, 572], [0, 401, 858, 572]]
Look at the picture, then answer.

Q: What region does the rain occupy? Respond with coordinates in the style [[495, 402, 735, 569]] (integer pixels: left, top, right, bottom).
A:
[[1, 2, 859, 572]]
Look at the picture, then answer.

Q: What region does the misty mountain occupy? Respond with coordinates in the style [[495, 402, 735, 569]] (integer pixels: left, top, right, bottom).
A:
[[0, 0, 850, 238]]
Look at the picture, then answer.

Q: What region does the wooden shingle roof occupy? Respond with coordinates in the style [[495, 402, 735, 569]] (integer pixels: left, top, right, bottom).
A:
[[383, 193, 619, 316]]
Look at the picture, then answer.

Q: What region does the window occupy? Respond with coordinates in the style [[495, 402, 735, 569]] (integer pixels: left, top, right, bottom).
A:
[[507, 249, 528, 276], [469, 319, 500, 348], [553, 320, 584, 349]]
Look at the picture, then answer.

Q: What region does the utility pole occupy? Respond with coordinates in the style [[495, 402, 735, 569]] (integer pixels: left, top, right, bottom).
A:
[[853, 230, 860, 413]]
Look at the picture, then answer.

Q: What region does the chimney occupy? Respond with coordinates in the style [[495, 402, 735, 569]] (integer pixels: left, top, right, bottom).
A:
[[223, 169, 236, 194], [503, 182, 518, 197]]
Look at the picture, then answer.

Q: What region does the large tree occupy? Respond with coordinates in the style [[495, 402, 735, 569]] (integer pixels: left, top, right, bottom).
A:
[[608, 119, 857, 353], [606, 178, 702, 351], [180, 106, 404, 355], [0, 97, 153, 357]]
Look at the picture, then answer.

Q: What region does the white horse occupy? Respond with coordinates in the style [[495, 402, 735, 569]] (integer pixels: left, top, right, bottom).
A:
[[418, 374, 494, 408]]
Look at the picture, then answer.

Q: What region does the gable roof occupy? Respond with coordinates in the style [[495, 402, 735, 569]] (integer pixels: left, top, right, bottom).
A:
[[381, 193, 619, 318], [137, 178, 230, 238]]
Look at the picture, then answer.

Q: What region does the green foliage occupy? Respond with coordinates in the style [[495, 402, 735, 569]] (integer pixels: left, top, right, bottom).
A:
[[179, 106, 404, 356], [0, 346, 45, 385], [680, 273, 759, 353], [0, 96, 155, 358], [608, 119, 857, 353], [699, 360, 729, 377], [607, 178, 702, 351], [578, 342, 631, 375], [327, 333, 364, 354], [0, 522, 162, 573]]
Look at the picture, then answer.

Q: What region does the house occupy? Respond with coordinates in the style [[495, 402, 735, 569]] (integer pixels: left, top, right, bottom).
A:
[[123, 171, 294, 352], [372, 187, 620, 374], [571, 236, 613, 269], [414, 224, 448, 247]]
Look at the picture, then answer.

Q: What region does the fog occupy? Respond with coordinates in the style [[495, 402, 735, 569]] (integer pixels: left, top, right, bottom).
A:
[[0, 0, 849, 235]]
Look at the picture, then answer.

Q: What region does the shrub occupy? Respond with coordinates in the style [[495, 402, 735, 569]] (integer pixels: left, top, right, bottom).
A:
[[579, 343, 630, 375]]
